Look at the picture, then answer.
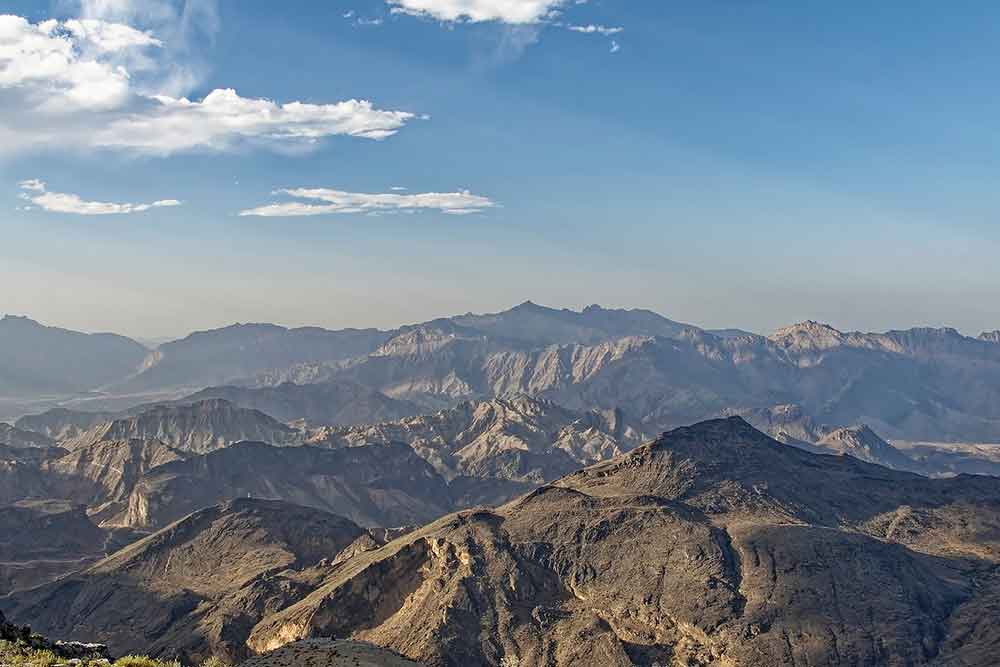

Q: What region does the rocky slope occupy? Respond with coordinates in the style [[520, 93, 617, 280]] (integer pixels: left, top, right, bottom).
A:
[[63, 399, 301, 454], [15, 408, 117, 441], [179, 379, 422, 427], [117, 441, 455, 529], [246, 418, 1000, 666], [43, 438, 187, 523], [313, 395, 647, 485], [2, 499, 366, 664], [812, 424, 923, 471], [0, 315, 148, 397], [0, 500, 113, 595], [0, 423, 56, 449]]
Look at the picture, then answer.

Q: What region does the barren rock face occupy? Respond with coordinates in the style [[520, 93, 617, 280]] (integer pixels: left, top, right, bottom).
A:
[[246, 418, 1000, 666], [62, 399, 301, 454], [313, 395, 647, 485]]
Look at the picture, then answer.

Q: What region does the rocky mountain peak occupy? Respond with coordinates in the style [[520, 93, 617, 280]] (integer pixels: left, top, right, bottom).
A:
[[979, 330, 1000, 343], [769, 320, 846, 349]]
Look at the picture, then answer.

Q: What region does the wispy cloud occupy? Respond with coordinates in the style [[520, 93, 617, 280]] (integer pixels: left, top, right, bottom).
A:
[[386, 0, 567, 24], [610, 40, 620, 53], [0, 9, 418, 156], [240, 187, 498, 217], [96, 89, 417, 154], [567, 24, 622, 36], [18, 179, 181, 215]]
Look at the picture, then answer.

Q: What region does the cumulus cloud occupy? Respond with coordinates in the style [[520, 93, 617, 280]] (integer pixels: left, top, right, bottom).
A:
[[386, 0, 567, 24], [18, 179, 181, 215], [96, 88, 416, 154], [0, 14, 161, 111], [0, 9, 417, 156], [240, 187, 498, 217]]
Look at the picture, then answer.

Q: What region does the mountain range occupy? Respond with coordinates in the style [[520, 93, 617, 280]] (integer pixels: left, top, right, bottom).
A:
[[6, 302, 1000, 444]]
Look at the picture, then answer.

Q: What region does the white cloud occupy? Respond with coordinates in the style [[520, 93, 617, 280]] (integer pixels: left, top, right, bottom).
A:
[[18, 179, 181, 215], [0, 14, 160, 111], [567, 24, 622, 36], [610, 39, 620, 53], [387, 0, 566, 24], [0, 11, 417, 157], [240, 187, 498, 217], [95, 88, 417, 154]]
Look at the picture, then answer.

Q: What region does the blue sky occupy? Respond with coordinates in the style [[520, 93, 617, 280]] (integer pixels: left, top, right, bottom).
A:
[[1, 0, 999, 338]]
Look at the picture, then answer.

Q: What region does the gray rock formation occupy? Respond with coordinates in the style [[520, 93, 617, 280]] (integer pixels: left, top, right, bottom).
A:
[[312, 394, 647, 485], [63, 399, 301, 454]]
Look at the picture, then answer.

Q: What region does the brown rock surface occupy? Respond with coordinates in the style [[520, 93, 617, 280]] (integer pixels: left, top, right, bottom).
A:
[[247, 418, 1000, 666]]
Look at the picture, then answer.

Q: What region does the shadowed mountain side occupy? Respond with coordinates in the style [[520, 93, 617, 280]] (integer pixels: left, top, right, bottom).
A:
[[0, 423, 56, 449], [114, 324, 390, 393], [1, 499, 366, 664], [117, 442, 455, 530], [0, 316, 148, 397], [246, 418, 1000, 666], [177, 380, 423, 427], [0, 500, 125, 595]]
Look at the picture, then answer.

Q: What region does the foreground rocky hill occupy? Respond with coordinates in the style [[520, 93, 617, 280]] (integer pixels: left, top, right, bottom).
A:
[[245, 418, 1000, 666], [3, 499, 366, 663], [240, 639, 424, 667]]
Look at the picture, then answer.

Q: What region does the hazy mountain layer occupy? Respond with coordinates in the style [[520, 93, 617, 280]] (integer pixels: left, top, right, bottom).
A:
[[180, 380, 423, 427], [0, 316, 147, 397], [9, 304, 1000, 444], [116, 323, 390, 393]]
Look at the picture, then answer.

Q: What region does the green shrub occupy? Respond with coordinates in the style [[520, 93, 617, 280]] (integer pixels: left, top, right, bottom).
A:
[[0, 640, 61, 667], [112, 656, 181, 667], [199, 657, 230, 667]]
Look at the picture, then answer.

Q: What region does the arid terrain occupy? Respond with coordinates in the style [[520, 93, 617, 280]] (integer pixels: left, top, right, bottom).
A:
[[3, 304, 1000, 666]]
